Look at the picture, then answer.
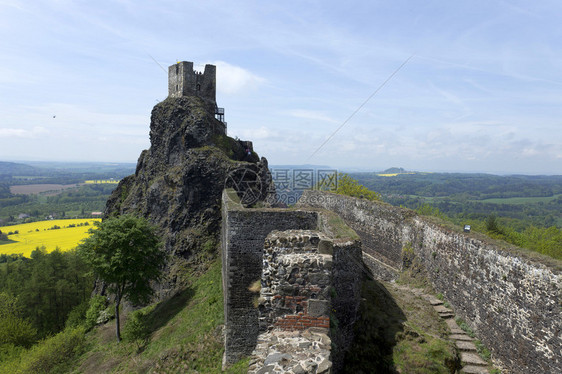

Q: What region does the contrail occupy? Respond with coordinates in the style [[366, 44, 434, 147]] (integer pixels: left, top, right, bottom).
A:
[[307, 54, 415, 161], [147, 53, 167, 73]]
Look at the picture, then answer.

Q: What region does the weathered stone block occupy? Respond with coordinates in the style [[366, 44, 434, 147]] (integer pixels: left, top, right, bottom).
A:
[[308, 299, 329, 317]]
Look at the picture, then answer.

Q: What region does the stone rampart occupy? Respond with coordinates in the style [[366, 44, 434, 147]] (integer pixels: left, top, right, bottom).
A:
[[221, 191, 318, 364], [298, 190, 561, 374], [221, 190, 362, 371]]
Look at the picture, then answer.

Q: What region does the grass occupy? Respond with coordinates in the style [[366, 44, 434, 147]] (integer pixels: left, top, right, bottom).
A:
[[322, 210, 360, 241], [68, 259, 248, 374], [342, 276, 459, 373], [0, 219, 100, 257]]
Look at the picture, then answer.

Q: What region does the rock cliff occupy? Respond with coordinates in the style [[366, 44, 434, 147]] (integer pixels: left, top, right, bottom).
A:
[[104, 95, 272, 297]]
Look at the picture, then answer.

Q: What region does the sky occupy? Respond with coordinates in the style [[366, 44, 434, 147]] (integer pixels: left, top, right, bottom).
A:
[[1, 0, 561, 174]]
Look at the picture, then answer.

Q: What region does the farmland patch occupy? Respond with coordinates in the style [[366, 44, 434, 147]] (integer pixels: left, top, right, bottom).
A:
[[10, 183, 83, 195], [0, 219, 101, 257], [474, 194, 562, 205]]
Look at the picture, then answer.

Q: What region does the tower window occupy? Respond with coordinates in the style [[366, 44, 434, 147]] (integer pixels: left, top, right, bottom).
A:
[[196, 84, 201, 91]]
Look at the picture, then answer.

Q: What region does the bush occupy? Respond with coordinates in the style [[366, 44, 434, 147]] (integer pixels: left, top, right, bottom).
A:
[[123, 308, 152, 349], [486, 214, 502, 235], [65, 300, 89, 329], [84, 295, 108, 330], [333, 173, 381, 201], [18, 327, 86, 374], [0, 343, 26, 365], [0, 316, 37, 349], [0, 293, 37, 349]]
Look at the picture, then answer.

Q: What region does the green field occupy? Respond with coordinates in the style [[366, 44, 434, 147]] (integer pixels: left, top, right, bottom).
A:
[[474, 194, 562, 205]]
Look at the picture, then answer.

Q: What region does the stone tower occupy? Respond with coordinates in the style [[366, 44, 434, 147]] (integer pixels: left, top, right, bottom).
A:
[[168, 61, 216, 103]]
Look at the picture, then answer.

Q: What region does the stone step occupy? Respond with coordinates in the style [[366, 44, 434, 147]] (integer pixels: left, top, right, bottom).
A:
[[450, 328, 465, 335], [456, 340, 478, 352], [434, 305, 453, 314], [461, 364, 490, 374], [451, 334, 473, 341], [461, 352, 488, 366], [445, 318, 460, 330], [439, 312, 455, 319], [425, 296, 444, 306]]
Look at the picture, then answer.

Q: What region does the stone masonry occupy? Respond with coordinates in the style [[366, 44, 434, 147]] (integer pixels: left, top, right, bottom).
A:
[[298, 190, 562, 374], [221, 191, 362, 371], [168, 61, 216, 103], [259, 230, 333, 333], [249, 230, 333, 373]]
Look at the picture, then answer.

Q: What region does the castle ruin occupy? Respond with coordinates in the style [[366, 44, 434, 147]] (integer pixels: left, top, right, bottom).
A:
[[168, 61, 226, 128]]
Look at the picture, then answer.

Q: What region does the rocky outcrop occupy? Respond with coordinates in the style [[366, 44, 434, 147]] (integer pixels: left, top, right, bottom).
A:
[[104, 96, 272, 298]]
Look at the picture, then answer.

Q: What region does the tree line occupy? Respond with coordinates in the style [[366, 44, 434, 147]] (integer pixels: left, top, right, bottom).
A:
[[0, 184, 116, 224], [0, 248, 92, 340], [334, 174, 562, 260], [0, 215, 165, 369]]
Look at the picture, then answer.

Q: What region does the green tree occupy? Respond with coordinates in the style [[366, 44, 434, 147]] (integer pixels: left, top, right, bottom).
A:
[[486, 214, 502, 235], [335, 173, 381, 201], [0, 292, 37, 348], [77, 215, 165, 342]]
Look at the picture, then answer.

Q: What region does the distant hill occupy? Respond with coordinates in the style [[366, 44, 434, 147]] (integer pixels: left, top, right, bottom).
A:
[[381, 167, 409, 174], [0, 161, 37, 176]]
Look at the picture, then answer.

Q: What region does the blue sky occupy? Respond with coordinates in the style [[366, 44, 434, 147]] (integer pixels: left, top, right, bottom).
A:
[[1, 0, 561, 174]]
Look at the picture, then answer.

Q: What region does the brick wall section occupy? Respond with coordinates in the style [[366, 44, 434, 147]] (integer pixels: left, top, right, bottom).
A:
[[275, 314, 331, 330], [221, 191, 318, 364], [299, 190, 561, 374]]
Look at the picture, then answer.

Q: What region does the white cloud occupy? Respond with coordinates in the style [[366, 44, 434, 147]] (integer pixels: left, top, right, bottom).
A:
[[0, 126, 48, 138], [212, 61, 265, 95]]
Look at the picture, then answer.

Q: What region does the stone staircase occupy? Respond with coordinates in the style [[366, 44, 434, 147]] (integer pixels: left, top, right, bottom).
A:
[[404, 288, 491, 374]]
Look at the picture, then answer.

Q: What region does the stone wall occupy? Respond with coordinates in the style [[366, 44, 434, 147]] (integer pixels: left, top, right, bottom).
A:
[[260, 230, 332, 332], [250, 230, 333, 373], [221, 191, 363, 371], [168, 61, 216, 103], [221, 191, 318, 364], [298, 190, 562, 374]]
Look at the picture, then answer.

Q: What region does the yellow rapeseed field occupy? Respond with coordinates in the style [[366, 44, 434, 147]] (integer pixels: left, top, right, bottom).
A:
[[376, 172, 417, 177], [0, 219, 101, 257], [85, 180, 119, 184]]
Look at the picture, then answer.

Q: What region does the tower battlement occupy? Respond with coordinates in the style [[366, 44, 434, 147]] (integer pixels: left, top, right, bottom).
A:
[[168, 61, 216, 103]]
